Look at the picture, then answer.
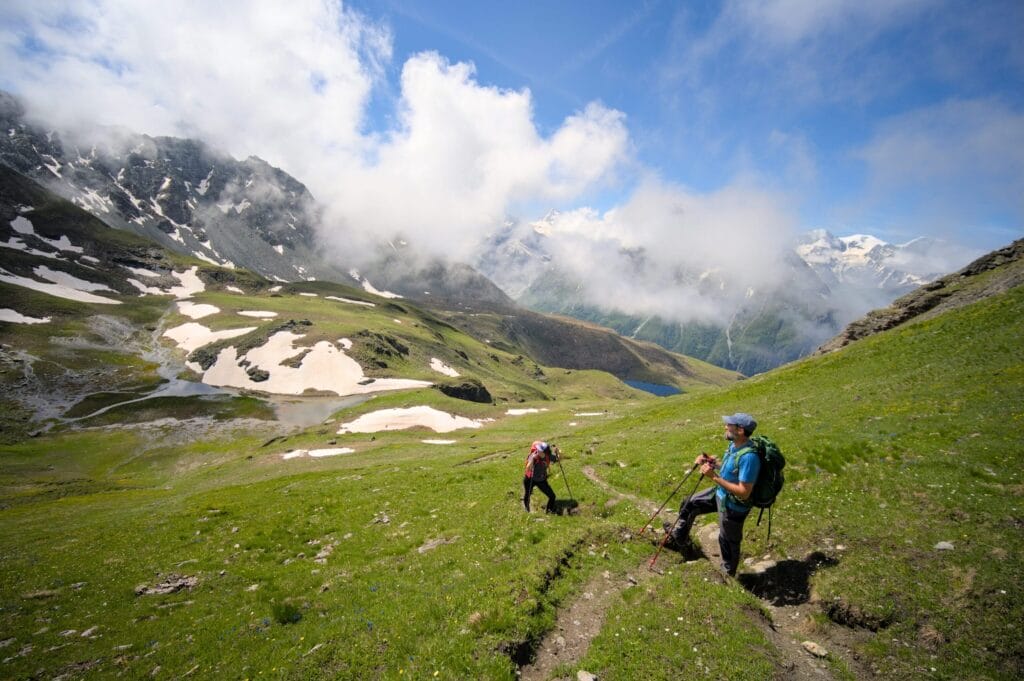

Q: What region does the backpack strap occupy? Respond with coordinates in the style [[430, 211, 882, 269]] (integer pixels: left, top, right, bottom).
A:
[[726, 444, 757, 507], [730, 444, 756, 476]]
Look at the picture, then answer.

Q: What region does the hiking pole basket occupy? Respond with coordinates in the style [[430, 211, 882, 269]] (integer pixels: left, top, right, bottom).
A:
[[637, 461, 700, 536], [649, 472, 705, 570]]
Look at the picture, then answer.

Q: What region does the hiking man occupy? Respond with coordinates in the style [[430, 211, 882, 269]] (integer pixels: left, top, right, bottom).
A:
[[665, 413, 761, 576], [523, 441, 560, 513]]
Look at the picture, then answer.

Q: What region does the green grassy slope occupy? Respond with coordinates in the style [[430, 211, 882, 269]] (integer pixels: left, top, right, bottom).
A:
[[1, 277, 1021, 678]]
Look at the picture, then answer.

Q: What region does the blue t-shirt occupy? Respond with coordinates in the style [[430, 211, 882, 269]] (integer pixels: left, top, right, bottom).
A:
[[716, 442, 761, 513]]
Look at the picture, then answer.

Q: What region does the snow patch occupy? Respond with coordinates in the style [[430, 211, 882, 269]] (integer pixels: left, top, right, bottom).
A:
[[0, 268, 120, 305], [430, 358, 460, 377], [162, 322, 256, 354], [325, 296, 374, 307], [10, 216, 84, 253], [506, 408, 549, 416], [1, 236, 60, 260], [176, 301, 220, 320], [282, 447, 355, 460], [201, 331, 430, 396], [0, 308, 51, 324], [337, 406, 483, 434], [238, 310, 278, 318], [126, 267, 161, 278]]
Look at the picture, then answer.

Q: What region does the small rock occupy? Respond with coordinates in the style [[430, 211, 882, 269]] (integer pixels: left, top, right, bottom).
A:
[[802, 640, 828, 658], [555, 635, 566, 648], [81, 626, 99, 638], [934, 541, 954, 551], [0, 638, 14, 648], [578, 671, 598, 681], [134, 574, 198, 596]]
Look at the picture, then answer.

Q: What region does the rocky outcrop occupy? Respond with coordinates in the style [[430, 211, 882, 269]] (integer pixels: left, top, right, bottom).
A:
[[433, 378, 492, 403]]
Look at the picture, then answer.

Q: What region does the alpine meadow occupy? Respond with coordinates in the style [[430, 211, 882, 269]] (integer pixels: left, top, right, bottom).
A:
[[1, 162, 1022, 678]]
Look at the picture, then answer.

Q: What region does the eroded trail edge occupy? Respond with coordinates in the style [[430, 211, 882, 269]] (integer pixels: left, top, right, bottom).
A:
[[517, 465, 872, 680]]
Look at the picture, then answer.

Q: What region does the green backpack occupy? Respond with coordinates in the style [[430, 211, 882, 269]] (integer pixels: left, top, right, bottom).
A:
[[734, 435, 786, 509]]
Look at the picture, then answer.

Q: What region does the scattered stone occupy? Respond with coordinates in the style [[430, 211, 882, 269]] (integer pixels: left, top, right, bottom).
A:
[[22, 589, 60, 600], [246, 584, 260, 592], [372, 511, 391, 525], [314, 544, 335, 564], [71, 582, 87, 590], [135, 574, 198, 596], [749, 559, 777, 573], [555, 635, 566, 649], [418, 536, 459, 554], [80, 626, 100, 638], [934, 541, 954, 551], [802, 640, 828, 658], [578, 671, 598, 681], [303, 643, 325, 657], [0, 638, 14, 648]]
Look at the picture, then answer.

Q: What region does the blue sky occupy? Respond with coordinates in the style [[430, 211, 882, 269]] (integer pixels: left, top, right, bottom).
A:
[[352, 0, 1024, 251], [1, 0, 1022, 263]]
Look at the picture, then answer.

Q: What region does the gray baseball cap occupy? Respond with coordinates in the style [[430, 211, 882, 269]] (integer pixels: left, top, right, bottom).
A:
[[722, 412, 757, 433]]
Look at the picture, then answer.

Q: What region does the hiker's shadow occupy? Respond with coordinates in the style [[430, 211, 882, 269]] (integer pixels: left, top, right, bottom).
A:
[[549, 499, 579, 516], [737, 551, 838, 606]]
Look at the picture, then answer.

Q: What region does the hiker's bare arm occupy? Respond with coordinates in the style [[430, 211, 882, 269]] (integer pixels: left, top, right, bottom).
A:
[[700, 462, 753, 500]]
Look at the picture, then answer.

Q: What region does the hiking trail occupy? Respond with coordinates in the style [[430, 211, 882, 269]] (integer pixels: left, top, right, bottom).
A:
[[516, 465, 872, 680]]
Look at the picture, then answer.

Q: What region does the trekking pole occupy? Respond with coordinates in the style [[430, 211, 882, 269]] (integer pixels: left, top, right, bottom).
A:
[[649, 471, 706, 570], [637, 461, 701, 536], [555, 456, 574, 502]]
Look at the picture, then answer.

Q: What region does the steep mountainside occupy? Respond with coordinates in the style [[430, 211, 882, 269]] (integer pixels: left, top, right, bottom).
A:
[[0, 168, 733, 437], [0, 92, 344, 283], [0, 91, 522, 312], [816, 237, 1024, 354]]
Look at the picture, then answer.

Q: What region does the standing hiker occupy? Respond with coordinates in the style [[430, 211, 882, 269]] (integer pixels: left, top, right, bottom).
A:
[[523, 440, 560, 513], [664, 413, 761, 576]]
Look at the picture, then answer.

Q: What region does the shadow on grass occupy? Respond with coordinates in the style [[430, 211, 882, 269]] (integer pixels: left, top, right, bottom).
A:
[[737, 551, 838, 606], [549, 499, 580, 516]]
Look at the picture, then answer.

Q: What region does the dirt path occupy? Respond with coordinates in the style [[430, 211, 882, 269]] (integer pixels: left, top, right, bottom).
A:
[[518, 559, 658, 681], [517, 465, 871, 680]]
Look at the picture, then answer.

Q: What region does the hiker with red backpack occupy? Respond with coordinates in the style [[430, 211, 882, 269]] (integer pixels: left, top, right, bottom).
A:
[[664, 413, 761, 576], [523, 441, 560, 513]]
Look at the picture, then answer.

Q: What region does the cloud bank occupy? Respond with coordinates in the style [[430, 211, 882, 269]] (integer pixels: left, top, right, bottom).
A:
[[1, 0, 1016, 331], [0, 1, 630, 264]]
